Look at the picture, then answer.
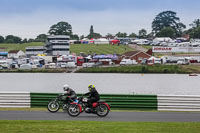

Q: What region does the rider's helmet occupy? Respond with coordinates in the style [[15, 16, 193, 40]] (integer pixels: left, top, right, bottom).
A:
[[88, 84, 95, 91], [63, 84, 70, 92]]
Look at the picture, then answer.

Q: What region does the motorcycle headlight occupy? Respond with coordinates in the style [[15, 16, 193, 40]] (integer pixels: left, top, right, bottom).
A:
[[82, 98, 88, 102]]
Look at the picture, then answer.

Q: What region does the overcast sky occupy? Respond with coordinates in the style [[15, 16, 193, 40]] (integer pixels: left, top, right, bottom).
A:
[[0, 0, 199, 39]]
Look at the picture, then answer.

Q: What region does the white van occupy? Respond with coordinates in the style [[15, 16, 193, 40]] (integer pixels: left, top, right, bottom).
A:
[[177, 58, 189, 65], [66, 62, 77, 68], [120, 59, 138, 65], [0, 60, 10, 69]]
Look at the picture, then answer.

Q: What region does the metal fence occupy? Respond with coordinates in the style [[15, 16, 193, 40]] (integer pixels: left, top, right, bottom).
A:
[[158, 95, 200, 111], [30, 93, 157, 110], [2, 92, 200, 112], [0, 91, 30, 108]]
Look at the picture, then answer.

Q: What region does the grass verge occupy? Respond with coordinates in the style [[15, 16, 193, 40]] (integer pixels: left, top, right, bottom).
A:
[[76, 65, 199, 73], [0, 120, 200, 133]]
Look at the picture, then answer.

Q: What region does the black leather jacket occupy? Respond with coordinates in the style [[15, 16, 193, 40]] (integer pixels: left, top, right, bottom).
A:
[[84, 88, 100, 101]]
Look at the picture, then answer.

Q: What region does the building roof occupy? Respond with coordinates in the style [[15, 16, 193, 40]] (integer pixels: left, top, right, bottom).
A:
[[26, 46, 45, 50], [122, 51, 151, 57], [48, 35, 70, 39], [8, 50, 20, 54], [0, 52, 8, 55]]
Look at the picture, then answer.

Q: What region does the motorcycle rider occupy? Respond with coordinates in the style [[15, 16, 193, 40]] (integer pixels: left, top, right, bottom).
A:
[[63, 84, 77, 102], [84, 84, 100, 111]]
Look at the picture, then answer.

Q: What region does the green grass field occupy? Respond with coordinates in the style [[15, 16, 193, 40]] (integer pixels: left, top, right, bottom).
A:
[[70, 44, 133, 55], [0, 42, 44, 52], [0, 120, 200, 133], [0, 43, 133, 55]]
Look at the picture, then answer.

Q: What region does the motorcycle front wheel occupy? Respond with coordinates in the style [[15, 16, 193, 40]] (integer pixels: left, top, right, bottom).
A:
[[67, 104, 80, 117], [96, 104, 109, 117], [47, 100, 60, 113]]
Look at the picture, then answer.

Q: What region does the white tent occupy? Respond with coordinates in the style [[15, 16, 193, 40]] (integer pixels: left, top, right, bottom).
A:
[[153, 37, 172, 43], [94, 38, 109, 44]]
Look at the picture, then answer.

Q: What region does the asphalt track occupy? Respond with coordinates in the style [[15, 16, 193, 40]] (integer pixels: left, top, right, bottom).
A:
[[1, 111, 200, 122]]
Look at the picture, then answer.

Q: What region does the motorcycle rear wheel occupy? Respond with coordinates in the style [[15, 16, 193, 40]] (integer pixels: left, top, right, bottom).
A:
[[47, 100, 60, 113], [96, 104, 109, 117], [62, 104, 69, 113], [67, 104, 80, 117]]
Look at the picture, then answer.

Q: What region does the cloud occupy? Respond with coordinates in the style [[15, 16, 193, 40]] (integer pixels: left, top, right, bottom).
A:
[[0, 8, 156, 38], [0, 3, 198, 39]]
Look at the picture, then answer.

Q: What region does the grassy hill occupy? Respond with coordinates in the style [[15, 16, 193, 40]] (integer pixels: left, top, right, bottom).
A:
[[0, 42, 44, 52], [70, 44, 133, 55], [0, 43, 133, 55]]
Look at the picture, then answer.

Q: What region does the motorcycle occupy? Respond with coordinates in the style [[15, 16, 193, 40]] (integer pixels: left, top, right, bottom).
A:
[[67, 96, 110, 117], [47, 94, 75, 113]]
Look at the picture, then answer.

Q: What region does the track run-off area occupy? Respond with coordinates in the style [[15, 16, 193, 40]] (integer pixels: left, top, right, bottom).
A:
[[1, 111, 200, 122]]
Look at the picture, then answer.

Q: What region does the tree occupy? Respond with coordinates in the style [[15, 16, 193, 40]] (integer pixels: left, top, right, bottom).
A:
[[190, 19, 200, 28], [138, 29, 147, 38], [0, 36, 4, 43], [184, 19, 200, 38], [147, 32, 154, 38], [87, 33, 102, 39], [87, 25, 102, 39], [106, 33, 114, 39], [90, 25, 94, 34], [189, 27, 200, 39], [80, 35, 85, 40], [156, 27, 176, 38], [35, 34, 47, 42], [5, 35, 21, 43], [28, 38, 35, 43], [115, 32, 127, 38], [48, 21, 72, 36], [129, 33, 137, 38], [5, 39, 14, 43], [22, 38, 28, 43], [152, 11, 186, 37], [70, 34, 79, 40]]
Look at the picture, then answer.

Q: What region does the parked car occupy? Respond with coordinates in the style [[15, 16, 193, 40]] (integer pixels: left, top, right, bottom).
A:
[[93, 62, 102, 67], [45, 63, 56, 69], [60, 62, 67, 68], [10, 62, 19, 69], [66, 62, 77, 68], [177, 58, 190, 65], [20, 64, 32, 70], [82, 62, 95, 68]]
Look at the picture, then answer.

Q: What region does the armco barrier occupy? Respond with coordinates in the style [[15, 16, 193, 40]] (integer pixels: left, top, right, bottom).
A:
[[158, 95, 200, 111], [0, 91, 30, 108], [30, 93, 157, 110], [2, 92, 200, 111]]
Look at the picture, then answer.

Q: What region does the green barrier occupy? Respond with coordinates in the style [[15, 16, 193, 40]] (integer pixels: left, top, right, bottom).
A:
[[30, 93, 157, 110]]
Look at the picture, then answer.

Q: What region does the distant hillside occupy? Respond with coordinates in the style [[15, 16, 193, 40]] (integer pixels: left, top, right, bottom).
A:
[[0, 42, 44, 52], [0, 43, 134, 55]]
